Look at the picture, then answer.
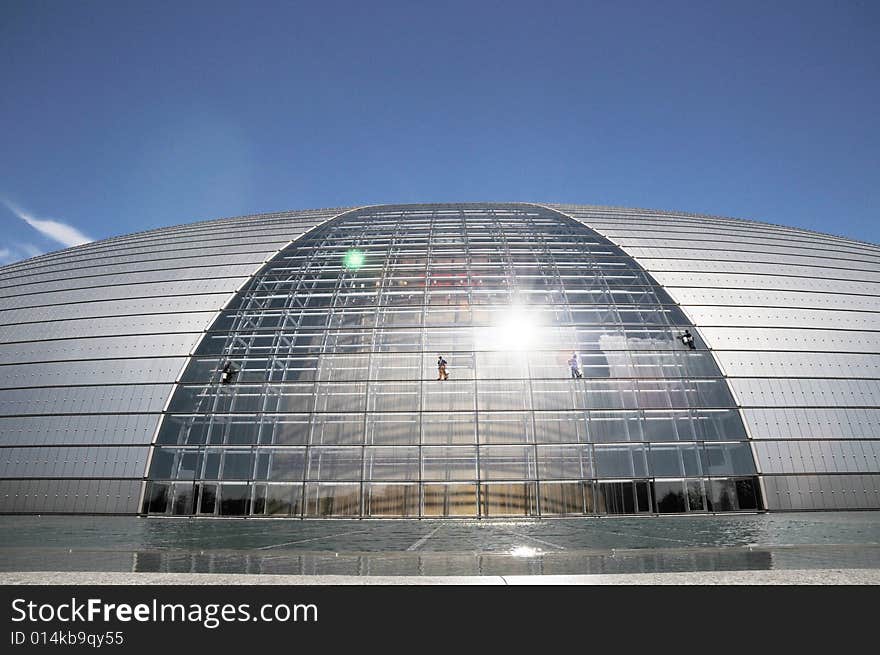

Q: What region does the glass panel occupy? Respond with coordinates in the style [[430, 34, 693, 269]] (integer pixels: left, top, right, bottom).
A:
[[590, 411, 643, 443], [479, 446, 536, 480], [534, 412, 588, 444], [594, 445, 648, 478], [310, 414, 364, 445], [642, 411, 681, 441], [422, 446, 478, 481], [539, 481, 589, 515], [220, 450, 253, 480], [370, 352, 421, 379], [260, 448, 307, 481], [307, 447, 363, 480], [634, 480, 651, 513], [157, 416, 209, 446], [314, 383, 367, 412], [537, 445, 593, 479], [596, 481, 636, 514], [477, 380, 531, 411], [735, 477, 761, 510], [480, 483, 538, 517], [197, 483, 217, 515], [421, 380, 476, 411], [303, 482, 361, 517], [478, 412, 534, 444], [365, 483, 419, 517], [316, 354, 369, 382], [702, 442, 757, 476], [422, 483, 478, 517], [475, 351, 521, 379], [532, 380, 586, 411], [686, 479, 706, 512], [694, 379, 735, 407], [650, 444, 685, 477], [170, 482, 197, 515], [223, 419, 261, 445], [584, 380, 638, 410], [422, 413, 476, 444], [363, 447, 420, 481], [218, 483, 250, 515], [144, 481, 170, 514], [250, 483, 303, 516], [693, 409, 747, 441], [367, 413, 420, 445], [259, 415, 310, 445], [423, 352, 475, 380], [368, 382, 420, 412], [148, 448, 176, 479], [654, 480, 687, 513]]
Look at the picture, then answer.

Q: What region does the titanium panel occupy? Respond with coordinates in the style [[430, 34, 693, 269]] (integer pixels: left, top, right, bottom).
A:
[[650, 271, 880, 296], [636, 259, 880, 283], [0, 414, 160, 446], [0, 384, 173, 415], [684, 306, 880, 330], [0, 314, 213, 342], [0, 478, 142, 513], [0, 277, 250, 310], [0, 446, 149, 478], [0, 358, 188, 389], [667, 288, 880, 312], [698, 328, 880, 353], [761, 474, 880, 510], [0, 295, 230, 324], [742, 408, 880, 440], [717, 352, 880, 378], [0, 334, 202, 364]]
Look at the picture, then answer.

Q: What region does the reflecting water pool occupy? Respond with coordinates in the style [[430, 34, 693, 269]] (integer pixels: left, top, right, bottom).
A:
[[1, 512, 879, 576]]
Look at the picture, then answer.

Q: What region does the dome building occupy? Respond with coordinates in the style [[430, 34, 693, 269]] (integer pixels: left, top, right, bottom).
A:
[[0, 203, 878, 517]]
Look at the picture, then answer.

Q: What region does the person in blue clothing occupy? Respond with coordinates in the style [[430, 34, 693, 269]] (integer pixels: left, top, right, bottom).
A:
[[568, 352, 582, 379], [437, 354, 449, 381]]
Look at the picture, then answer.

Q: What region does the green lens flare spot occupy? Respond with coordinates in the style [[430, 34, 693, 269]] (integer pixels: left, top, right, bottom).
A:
[[343, 248, 365, 270]]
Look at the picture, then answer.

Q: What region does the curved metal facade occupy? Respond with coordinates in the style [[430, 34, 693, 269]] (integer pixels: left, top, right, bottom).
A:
[[549, 204, 880, 511], [0, 202, 877, 515], [0, 207, 350, 513]]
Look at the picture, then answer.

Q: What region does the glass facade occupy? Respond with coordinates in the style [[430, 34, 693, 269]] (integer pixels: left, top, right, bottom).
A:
[[143, 204, 760, 517]]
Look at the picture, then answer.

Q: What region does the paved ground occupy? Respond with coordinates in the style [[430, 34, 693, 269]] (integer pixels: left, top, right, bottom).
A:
[[3, 569, 879, 585], [2, 512, 879, 580]]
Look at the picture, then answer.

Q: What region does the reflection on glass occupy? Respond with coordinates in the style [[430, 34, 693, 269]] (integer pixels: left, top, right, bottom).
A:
[[423, 483, 478, 517], [365, 483, 419, 517], [481, 483, 538, 516]]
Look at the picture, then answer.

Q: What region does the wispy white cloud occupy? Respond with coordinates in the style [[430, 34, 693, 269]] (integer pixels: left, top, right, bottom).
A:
[[1, 198, 92, 248]]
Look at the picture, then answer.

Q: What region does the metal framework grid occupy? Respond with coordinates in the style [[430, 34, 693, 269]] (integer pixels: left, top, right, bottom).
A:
[[143, 204, 760, 518]]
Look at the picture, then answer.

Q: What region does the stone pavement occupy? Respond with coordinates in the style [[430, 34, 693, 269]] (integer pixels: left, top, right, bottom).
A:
[[2, 569, 879, 585]]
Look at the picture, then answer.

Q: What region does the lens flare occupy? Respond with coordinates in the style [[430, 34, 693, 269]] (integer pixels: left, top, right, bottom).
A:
[[343, 248, 365, 270]]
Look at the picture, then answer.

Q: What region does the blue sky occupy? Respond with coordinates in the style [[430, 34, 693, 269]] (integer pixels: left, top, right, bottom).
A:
[[1, 0, 878, 263]]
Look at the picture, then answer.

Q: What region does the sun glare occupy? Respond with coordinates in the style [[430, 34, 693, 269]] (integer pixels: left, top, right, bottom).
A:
[[491, 304, 538, 351]]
